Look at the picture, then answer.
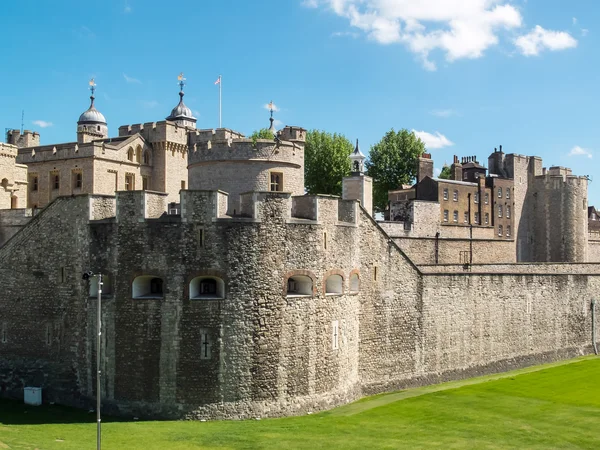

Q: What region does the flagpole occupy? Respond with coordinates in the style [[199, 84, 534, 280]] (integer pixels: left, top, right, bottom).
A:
[[219, 75, 222, 128]]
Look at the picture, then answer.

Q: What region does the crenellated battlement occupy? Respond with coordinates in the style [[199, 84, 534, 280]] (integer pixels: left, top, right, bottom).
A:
[[107, 189, 358, 228], [118, 120, 188, 145], [5, 129, 40, 148], [0, 143, 18, 159], [15, 141, 99, 164], [188, 137, 303, 168], [533, 172, 588, 188]]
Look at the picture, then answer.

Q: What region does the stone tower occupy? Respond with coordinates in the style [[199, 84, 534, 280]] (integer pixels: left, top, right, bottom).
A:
[[343, 139, 373, 216], [77, 79, 108, 144], [188, 126, 306, 215]]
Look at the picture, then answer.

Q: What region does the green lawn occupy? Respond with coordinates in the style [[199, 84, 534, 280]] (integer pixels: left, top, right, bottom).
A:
[[1, 356, 599, 449]]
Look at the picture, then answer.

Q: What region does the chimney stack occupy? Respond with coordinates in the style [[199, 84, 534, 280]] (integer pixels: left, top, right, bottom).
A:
[[417, 153, 434, 182], [450, 155, 463, 181]]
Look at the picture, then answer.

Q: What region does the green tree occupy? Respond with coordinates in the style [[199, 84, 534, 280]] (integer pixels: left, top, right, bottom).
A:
[[304, 130, 354, 196], [250, 128, 275, 147], [438, 164, 452, 179], [366, 129, 426, 213]]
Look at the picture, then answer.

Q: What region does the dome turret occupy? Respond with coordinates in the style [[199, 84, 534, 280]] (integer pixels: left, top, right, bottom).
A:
[[77, 79, 108, 143], [166, 73, 197, 129]]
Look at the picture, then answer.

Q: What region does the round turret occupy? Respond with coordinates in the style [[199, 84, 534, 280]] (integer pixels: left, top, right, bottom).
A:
[[166, 73, 197, 129], [77, 79, 108, 143]]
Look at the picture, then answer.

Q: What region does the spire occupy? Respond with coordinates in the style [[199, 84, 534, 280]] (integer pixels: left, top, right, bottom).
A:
[[268, 100, 277, 136], [350, 138, 366, 174]]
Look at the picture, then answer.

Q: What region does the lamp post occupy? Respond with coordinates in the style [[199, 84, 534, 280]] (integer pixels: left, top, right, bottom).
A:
[[83, 270, 102, 450]]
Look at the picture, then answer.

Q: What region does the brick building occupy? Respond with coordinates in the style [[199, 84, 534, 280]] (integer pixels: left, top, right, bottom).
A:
[[385, 147, 587, 264]]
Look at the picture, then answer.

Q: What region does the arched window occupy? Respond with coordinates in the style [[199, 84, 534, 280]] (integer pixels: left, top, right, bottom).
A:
[[189, 276, 225, 300], [325, 274, 343, 295], [132, 276, 164, 299], [136, 146, 142, 163], [349, 273, 359, 293], [286, 275, 313, 297], [127, 147, 134, 162], [143, 150, 150, 165], [89, 274, 113, 297]]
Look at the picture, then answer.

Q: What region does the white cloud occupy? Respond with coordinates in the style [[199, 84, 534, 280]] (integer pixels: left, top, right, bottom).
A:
[[264, 102, 280, 112], [306, 1, 577, 70], [430, 109, 457, 118], [123, 73, 141, 84], [142, 100, 158, 108], [572, 17, 577, 25], [32, 120, 53, 128], [412, 130, 454, 149], [582, 29, 589, 37], [273, 119, 284, 128], [305, 0, 524, 69], [515, 25, 577, 56], [569, 145, 592, 159], [124, 2, 132, 13]]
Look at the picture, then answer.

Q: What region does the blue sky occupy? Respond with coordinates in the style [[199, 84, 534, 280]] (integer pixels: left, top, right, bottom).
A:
[[1, 0, 599, 204]]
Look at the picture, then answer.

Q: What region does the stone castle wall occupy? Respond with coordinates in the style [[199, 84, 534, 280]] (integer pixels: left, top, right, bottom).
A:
[[0, 191, 598, 420], [417, 273, 597, 385], [0, 208, 35, 247]]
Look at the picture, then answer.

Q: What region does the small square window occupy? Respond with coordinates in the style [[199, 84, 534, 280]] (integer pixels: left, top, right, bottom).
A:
[[497, 187, 502, 198], [485, 193, 489, 204], [453, 210, 458, 222], [443, 210, 449, 222], [498, 225, 503, 237], [443, 189, 449, 201], [474, 212, 480, 224], [464, 212, 468, 223], [453, 190, 458, 202], [506, 189, 510, 199]]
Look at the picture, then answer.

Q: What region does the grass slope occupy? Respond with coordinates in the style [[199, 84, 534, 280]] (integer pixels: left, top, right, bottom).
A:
[[1, 357, 599, 449]]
